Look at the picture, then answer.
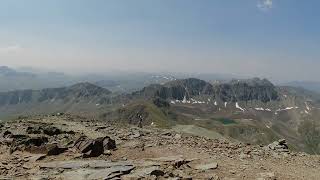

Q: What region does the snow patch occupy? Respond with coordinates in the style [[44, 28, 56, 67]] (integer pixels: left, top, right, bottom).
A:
[[305, 102, 311, 111], [276, 106, 299, 112], [192, 100, 206, 104], [284, 107, 298, 110], [255, 108, 264, 111], [255, 107, 272, 112], [236, 102, 245, 111], [182, 96, 187, 103]]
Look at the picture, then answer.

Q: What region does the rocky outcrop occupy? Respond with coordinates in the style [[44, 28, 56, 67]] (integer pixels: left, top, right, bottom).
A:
[[213, 78, 279, 102], [136, 78, 214, 100], [74, 136, 116, 157], [135, 78, 279, 103]]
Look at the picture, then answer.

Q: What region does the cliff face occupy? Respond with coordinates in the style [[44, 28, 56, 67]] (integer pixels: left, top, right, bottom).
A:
[[137, 78, 279, 103], [213, 78, 279, 102]]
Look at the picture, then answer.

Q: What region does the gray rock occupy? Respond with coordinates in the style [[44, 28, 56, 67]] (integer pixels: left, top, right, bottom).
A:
[[148, 155, 184, 162], [62, 166, 134, 180], [87, 165, 134, 179], [257, 172, 276, 180], [174, 134, 182, 139], [194, 162, 218, 170], [43, 126, 61, 136], [73, 136, 116, 158], [266, 139, 289, 153], [46, 144, 67, 156], [127, 166, 162, 177], [40, 160, 133, 170]]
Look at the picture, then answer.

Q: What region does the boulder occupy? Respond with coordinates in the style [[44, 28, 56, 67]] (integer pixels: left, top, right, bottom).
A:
[[74, 136, 116, 157], [102, 136, 116, 150], [26, 126, 42, 134], [3, 130, 13, 138], [46, 144, 68, 155], [266, 139, 289, 153], [9, 135, 48, 153], [123, 166, 164, 178], [43, 126, 61, 136], [173, 159, 191, 169], [74, 136, 100, 157], [25, 136, 49, 146], [150, 169, 165, 176]]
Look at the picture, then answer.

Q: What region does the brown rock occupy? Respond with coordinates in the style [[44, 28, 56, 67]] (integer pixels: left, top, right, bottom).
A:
[[43, 126, 61, 136], [102, 136, 116, 150], [46, 144, 67, 156], [74, 136, 116, 158], [3, 130, 12, 138]]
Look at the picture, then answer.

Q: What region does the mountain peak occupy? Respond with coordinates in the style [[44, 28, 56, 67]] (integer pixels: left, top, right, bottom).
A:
[[137, 77, 278, 103], [214, 78, 278, 102], [230, 78, 274, 86], [68, 82, 112, 95]]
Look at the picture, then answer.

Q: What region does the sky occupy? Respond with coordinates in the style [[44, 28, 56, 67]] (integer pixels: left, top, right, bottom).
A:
[[0, 0, 319, 82]]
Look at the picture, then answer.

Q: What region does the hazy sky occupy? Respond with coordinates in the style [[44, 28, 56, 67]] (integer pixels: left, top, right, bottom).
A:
[[0, 0, 319, 81]]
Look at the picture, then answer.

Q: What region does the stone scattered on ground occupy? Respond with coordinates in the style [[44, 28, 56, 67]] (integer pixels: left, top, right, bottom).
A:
[[0, 114, 319, 179]]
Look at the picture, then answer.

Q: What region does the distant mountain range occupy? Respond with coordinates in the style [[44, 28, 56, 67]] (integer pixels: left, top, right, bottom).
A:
[[282, 81, 320, 93], [0, 66, 76, 92], [2, 66, 320, 154], [1, 76, 320, 154], [0, 66, 36, 77], [135, 78, 279, 103], [0, 66, 239, 93]]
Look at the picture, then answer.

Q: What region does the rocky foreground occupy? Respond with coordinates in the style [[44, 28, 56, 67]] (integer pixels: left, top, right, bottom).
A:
[[0, 115, 320, 180]]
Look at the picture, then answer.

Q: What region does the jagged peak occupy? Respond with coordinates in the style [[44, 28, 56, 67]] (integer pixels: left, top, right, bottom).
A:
[[230, 78, 274, 87], [164, 78, 211, 90]]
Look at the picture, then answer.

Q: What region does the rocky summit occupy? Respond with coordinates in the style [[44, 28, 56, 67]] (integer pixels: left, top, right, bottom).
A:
[[0, 114, 319, 179]]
